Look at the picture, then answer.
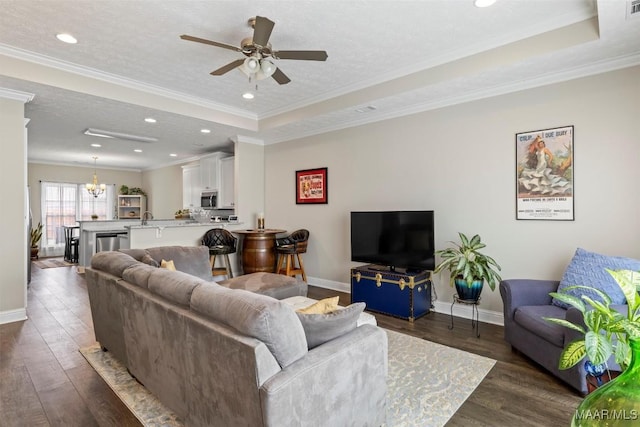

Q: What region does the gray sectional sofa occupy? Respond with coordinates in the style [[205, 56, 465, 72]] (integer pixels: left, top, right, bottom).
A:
[[86, 246, 388, 426]]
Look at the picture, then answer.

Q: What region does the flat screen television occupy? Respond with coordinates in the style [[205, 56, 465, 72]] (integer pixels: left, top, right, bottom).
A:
[[350, 210, 435, 272]]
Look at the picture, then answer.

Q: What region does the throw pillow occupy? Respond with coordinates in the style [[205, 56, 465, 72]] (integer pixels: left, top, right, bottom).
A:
[[296, 296, 339, 314], [140, 253, 159, 268], [296, 303, 366, 349], [552, 248, 640, 309], [160, 259, 176, 271]]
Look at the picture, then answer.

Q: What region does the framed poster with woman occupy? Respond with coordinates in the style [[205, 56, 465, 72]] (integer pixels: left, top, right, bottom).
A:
[[515, 125, 574, 220]]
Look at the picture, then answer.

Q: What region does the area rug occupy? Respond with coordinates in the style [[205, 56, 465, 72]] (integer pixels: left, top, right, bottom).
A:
[[32, 258, 75, 269], [80, 329, 495, 427]]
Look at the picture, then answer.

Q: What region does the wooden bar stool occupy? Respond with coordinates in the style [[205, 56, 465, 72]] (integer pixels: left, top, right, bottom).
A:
[[275, 229, 309, 282], [202, 228, 237, 279]]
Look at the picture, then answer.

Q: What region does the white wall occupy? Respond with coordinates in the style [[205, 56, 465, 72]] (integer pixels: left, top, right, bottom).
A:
[[28, 162, 143, 224], [264, 66, 640, 316], [0, 97, 28, 323], [142, 164, 182, 219]]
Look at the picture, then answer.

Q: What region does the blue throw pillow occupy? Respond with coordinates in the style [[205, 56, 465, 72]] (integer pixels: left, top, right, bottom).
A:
[[552, 248, 640, 309]]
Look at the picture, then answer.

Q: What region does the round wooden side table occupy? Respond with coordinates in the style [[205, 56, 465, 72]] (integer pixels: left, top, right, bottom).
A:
[[233, 229, 286, 274]]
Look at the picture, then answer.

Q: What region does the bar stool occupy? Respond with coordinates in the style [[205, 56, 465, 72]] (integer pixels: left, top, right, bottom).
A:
[[63, 225, 79, 263], [276, 229, 309, 282], [202, 228, 237, 279]]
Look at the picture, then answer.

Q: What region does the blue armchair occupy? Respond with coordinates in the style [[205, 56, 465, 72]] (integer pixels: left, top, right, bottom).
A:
[[500, 279, 622, 395]]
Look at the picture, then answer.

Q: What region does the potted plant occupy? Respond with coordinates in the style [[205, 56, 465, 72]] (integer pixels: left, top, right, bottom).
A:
[[433, 232, 502, 301], [545, 269, 640, 421], [30, 222, 43, 259], [545, 269, 640, 373]]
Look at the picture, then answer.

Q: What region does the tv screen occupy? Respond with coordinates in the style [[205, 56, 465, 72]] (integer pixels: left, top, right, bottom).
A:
[[350, 210, 435, 272]]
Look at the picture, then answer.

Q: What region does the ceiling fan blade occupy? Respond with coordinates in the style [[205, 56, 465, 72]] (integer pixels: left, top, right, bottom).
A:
[[180, 34, 242, 52], [252, 16, 275, 47], [273, 50, 328, 61], [211, 59, 245, 76], [271, 68, 291, 85]]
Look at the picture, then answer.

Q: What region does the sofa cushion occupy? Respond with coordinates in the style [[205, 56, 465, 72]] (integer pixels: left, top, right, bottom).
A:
[[190, 283, 307, 368], [514, 305, 567, 347], [91, 251, 139, 277], [145, 246, 213, 281], [140, 253, 160, 267], [147, 269, 205, 306], [122, 263, 157, 289], [553, 248, 640, 309], [296, 302, 365, 349]]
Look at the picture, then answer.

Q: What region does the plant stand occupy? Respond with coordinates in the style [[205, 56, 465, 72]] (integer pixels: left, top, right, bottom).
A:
[[449, 295, 481, 338]]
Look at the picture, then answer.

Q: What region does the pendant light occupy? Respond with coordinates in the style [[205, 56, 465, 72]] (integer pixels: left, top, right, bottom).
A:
[[86, 156, 106, 197]]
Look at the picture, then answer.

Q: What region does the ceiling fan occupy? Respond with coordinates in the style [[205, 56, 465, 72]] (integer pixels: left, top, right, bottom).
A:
[[180, 16, 328, 85]]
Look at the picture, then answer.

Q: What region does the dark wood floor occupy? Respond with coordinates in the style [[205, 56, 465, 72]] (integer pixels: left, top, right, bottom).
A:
[[0, 263, 581, 426]]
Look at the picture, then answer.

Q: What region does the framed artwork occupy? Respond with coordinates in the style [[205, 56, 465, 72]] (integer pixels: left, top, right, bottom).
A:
[[516, 125, 574, 220], [296, 167, 328, 204]]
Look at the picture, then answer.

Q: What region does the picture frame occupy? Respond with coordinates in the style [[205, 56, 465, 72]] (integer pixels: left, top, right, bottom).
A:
[[516, 125, 574, 221], [296, 167, 328, 204]]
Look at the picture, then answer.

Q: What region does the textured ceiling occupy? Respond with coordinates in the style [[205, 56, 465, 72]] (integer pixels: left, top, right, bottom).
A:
[[0, 0, 639, 170]]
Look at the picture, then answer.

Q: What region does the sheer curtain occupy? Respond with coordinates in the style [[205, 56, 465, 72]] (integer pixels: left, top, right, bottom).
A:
[[40, 181, 116, 257]]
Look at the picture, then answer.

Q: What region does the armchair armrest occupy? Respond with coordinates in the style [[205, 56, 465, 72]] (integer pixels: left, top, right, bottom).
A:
[[259, 325, 387, 427], [500, 279, 560, 320]]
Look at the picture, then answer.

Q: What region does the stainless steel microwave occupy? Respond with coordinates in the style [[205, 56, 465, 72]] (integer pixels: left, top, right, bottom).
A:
[[201, 191, 218, 210]]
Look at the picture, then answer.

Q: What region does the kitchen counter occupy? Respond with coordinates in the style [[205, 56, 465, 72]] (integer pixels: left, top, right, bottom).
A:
[[77, 218, 246, 270], [124, 221, 245, 276], [125, 219, 240, 229]]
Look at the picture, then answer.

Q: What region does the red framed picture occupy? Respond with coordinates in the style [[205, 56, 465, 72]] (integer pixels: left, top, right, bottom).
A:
[[296, 167, 328, 204]]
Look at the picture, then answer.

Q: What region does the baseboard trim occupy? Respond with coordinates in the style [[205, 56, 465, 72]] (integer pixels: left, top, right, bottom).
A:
[[432, 300, 504, 326], [307, 276, 504, 326], [0, 308, 27, 325]]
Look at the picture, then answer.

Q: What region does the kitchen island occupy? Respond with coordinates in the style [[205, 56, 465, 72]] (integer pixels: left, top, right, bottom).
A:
[[78, 219, 245, 274]]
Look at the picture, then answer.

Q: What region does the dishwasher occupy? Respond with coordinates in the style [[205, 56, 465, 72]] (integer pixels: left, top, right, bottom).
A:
[[96, 231, 128, 252]]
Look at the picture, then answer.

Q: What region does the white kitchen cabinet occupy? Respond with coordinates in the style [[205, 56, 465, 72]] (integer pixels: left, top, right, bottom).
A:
[[200, 152, 231, 191], [219, 156, 235, 209], [182, 163, 201, 209]]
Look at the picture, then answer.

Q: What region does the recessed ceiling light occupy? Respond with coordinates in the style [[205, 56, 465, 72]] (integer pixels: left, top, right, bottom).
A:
[[144, 117, 156, 123], [90, 143, 102, 148], [242, 92, 255, 100], [56, 33, 77, 44], [474, 0, 497, 7], [200, 129, 211, 134], [134, 149, 143, 153], [169, 153, 177, 157]]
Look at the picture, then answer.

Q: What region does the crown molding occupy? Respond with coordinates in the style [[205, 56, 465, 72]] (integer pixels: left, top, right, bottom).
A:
[[0, 86, 34, 102], [263, 54, 640, 145], [0, 43, 257, 121]]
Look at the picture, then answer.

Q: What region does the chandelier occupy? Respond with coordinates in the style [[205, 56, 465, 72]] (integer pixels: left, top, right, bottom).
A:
[[86, 156, 106, 198]]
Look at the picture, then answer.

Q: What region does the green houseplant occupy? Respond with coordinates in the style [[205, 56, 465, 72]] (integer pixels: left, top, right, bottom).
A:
[[433, 232, 502, 301], [545, 269, 640, 371], [545, 269, 640, 426], [30, 222, 43, 259]]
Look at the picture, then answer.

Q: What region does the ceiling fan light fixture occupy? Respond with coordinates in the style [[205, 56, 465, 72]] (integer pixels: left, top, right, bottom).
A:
[[243, 56, 260, 73], [260, 59, 276, 78]]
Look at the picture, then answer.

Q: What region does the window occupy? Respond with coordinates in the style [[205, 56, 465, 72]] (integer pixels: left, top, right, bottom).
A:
[[39, 181, 116, 256]]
